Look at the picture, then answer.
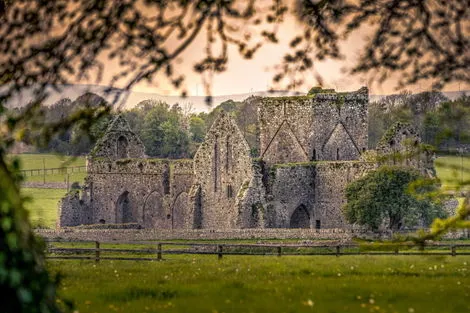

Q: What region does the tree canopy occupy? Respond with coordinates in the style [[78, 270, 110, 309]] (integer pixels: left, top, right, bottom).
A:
[[0, 0, 468, 104], [343, 166, 446, 231]]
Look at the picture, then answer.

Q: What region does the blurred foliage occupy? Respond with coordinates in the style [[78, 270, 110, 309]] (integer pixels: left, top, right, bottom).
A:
[[0, 97, 109, 312]]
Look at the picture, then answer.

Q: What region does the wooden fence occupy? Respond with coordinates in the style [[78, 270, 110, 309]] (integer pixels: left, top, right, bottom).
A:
[[21, 165, 87, 177], [45, 241, 470, 262]]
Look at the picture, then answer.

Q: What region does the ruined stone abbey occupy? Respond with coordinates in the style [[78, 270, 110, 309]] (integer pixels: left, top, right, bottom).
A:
[[59, 87, 421, 230]]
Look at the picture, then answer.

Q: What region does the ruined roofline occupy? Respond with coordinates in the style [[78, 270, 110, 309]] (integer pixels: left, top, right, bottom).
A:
[[193, 110, 252, 162], [261, 160, 375, 168], [258, 86, 368, 103]]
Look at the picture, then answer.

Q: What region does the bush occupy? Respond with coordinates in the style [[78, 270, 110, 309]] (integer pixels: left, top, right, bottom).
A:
[[343, 166, 446, 231]]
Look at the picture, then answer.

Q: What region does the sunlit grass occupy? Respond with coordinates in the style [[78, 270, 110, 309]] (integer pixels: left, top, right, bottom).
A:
[[48, 255, 470, 313], [23, 188, 66, 228], [9, 153, 86, 184], [434, 156, 470, 191]]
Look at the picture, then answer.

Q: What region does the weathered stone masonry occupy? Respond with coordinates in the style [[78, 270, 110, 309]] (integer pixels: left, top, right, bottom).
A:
[[58, 87, 410, 230]]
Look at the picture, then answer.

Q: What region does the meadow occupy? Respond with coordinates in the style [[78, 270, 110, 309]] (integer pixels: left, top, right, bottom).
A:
[[434, 155, 470, 191], [11, 153, 86, 184], [47, 255, 470, 313], [22, 188, 66, 228]]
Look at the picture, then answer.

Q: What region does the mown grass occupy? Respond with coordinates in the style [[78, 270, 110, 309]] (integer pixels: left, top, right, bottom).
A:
[[9, 153, 86, 183], [22, 188, 66, 228], [48, 255, 470, 313], [11, 153, 86, 169], [434, 155, 470, 191]]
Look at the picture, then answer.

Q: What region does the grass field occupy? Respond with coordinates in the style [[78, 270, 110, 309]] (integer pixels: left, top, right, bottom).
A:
[[434, 156, 470, 190], [47, 255, 470, 313], [10, 153, 86, 184], [22, 188, 67, 228], [11, 153, 86, 169]]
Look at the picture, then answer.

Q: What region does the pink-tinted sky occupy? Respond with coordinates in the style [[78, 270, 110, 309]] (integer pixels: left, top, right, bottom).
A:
[[87, 4, 468, 97]]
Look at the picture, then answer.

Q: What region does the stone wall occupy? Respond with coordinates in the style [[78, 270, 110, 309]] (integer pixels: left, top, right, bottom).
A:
[[377, 122, 434, 175], [85, 158, 194, 228], [314, 161, 376, 228], [192, 112, 254, 229], [267, 164, 315, 228], [90, 115, 145, 160], [258, 87, 368, 166], [57, 190, 91, 227]]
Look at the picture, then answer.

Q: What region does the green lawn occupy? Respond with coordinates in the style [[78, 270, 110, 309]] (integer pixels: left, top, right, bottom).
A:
[[48, 255, 470, 313], [9, 153, 86, 184], [23, 188, 66, 228], [11, 153, 86, 169], [434, 156, 470, 191]]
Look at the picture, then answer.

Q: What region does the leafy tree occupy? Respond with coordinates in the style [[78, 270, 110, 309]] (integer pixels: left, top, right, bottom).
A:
[[0, 100, 108, 312], [343, 166, 446, 231], [368, 91, 449, 148], [423, 96, 470, 150]]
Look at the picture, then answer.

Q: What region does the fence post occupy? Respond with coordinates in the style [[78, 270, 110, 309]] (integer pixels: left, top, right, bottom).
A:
[[43, 158, 46, 184], [218, 245, 223, 260], [95, 241, 100, 262], [336, 245, 341, 257], [157, 243, 162, 261], [451, 245, 456, 257], [277, 246, 282, 257]]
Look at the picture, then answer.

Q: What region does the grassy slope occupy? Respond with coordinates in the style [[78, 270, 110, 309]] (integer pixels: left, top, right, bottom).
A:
[[12, 153, 86, 169], [434, 156, 470, 190], [11, 153, 86, 183], [22, 188, 66, 228], [48, 256, 470, 313]]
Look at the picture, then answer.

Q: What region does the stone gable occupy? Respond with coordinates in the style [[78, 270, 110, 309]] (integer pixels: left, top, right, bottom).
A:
[[59, 86, 418, 232]]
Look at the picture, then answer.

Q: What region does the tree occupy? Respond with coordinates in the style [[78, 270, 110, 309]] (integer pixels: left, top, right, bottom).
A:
[[0, 102, 108, 312], [343, 166, 446, 231], [423, 96, 470, 150]]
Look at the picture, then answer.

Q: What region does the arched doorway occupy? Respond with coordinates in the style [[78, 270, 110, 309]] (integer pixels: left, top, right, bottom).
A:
[[142, 191, 168, 229], [117, 136, 129, 159], [171, 192, 189, 229], [290, 205, 310, 228], [116, 191, 134, 223]]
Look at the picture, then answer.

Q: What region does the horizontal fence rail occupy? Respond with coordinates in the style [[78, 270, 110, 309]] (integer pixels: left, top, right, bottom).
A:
[[44, 241, 470, 262], [21, 165, 86, 177]]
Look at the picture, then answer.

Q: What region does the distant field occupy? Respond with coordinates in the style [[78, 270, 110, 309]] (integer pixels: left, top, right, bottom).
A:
[[48, 255, 470, 313], [9, 153, 87, 184], [22, 188, 67, 229], [434, 156, 470, 190], [11, 153, 86, 169]]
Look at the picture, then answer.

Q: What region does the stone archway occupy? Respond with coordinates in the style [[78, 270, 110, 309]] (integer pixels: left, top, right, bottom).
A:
[[116, 191, 134, 223], [289, 204, 310, 229], [171, 192, 189, 229], [142, 191, 169, 229]]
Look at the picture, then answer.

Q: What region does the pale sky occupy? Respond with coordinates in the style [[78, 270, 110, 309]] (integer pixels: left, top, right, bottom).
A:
[[82, 4, 468, 97]]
